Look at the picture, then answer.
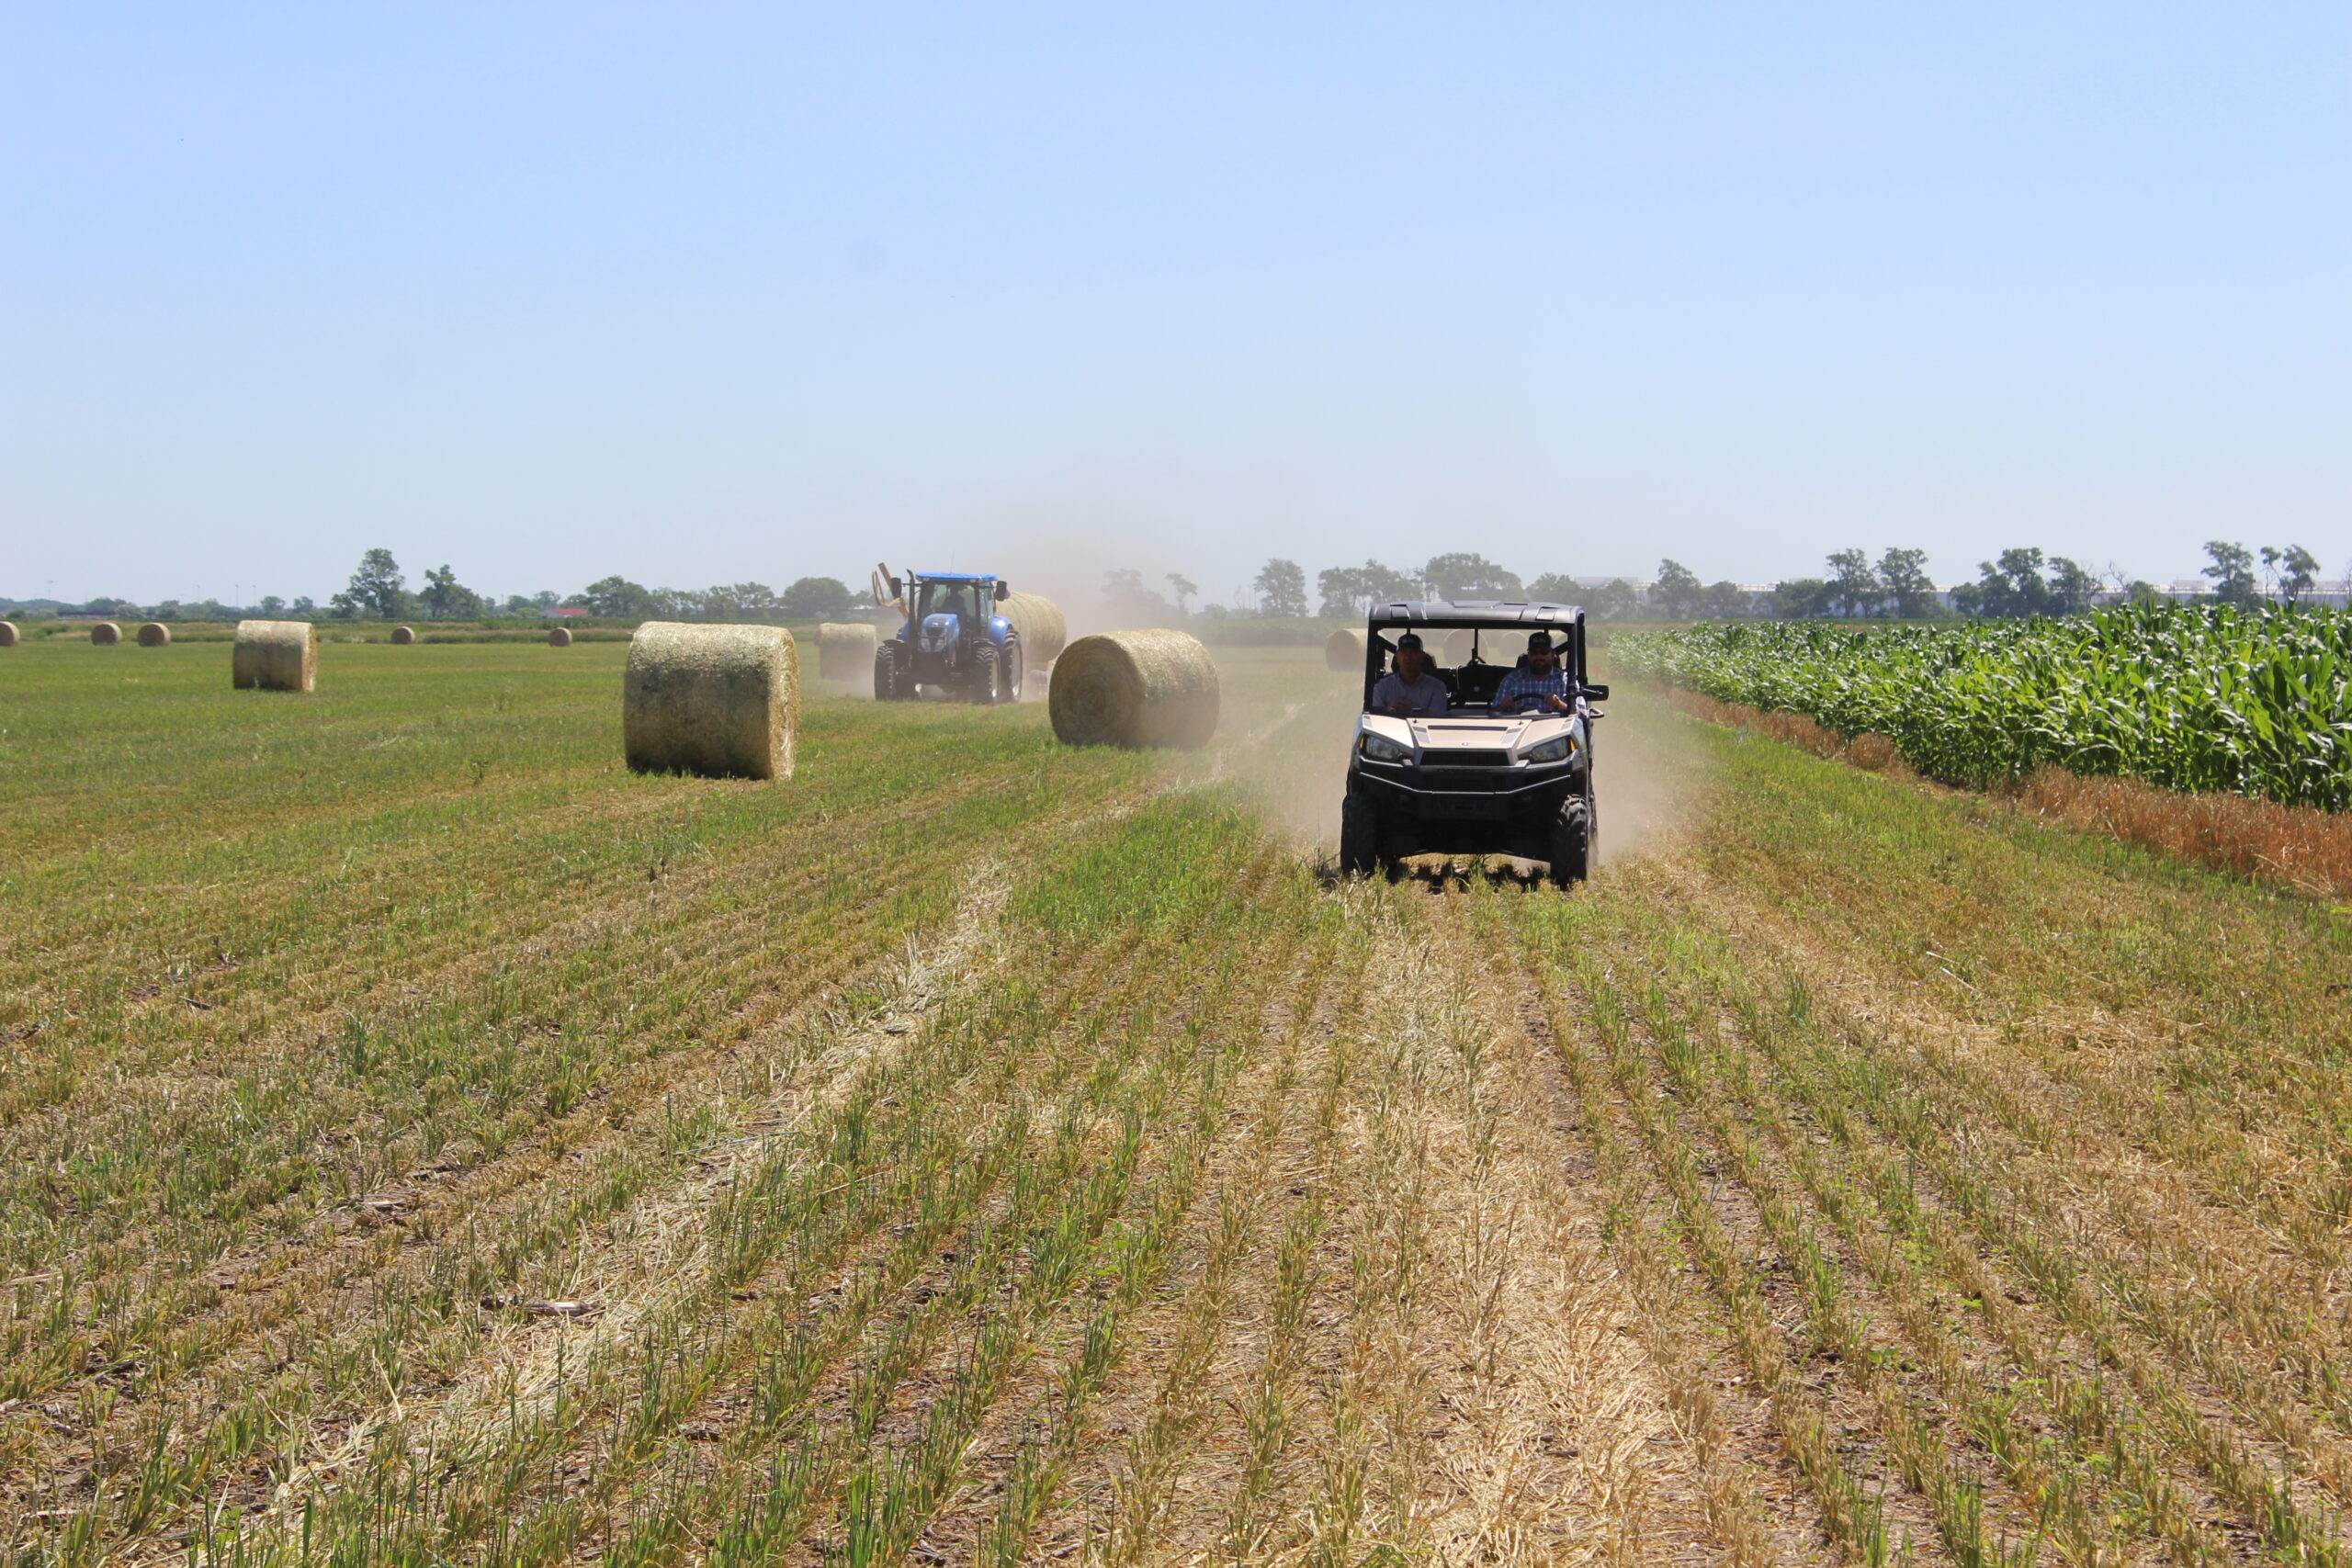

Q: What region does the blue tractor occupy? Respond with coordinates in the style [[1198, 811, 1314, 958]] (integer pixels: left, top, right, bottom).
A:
[[870, 565, 1024, 705]]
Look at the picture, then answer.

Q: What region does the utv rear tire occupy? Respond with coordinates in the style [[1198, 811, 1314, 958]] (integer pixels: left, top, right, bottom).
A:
[[971, 641, 1001, 705], [874, 641, 903, 702], [1548, 795, 1591, 886], [1339, 793, 1381, 879]]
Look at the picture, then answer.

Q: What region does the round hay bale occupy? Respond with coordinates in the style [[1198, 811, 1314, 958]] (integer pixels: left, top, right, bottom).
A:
[[137, 621, 171, 647], [390, 626, 415, 645], [548, 626, 573, 648], [89, 621, 121, 646], [1048, 629, 1220, 750], [1324, 627, 1365, 672], [232, 619, 316, 692], [817, 622, 879, 682], [1442, 628, 1476, 667], [624, 622, 798, 781], [0, 622, 17, 648], [1001, 593, 1067, 670]]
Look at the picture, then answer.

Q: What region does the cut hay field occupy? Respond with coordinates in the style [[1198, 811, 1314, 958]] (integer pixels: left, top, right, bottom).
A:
[[5, 638, 2350, 1566]]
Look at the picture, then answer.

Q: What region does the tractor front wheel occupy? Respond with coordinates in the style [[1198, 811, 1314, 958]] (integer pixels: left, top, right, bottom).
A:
[[874, 641, 904, 701], [1000, 638, 1023, 703], [971, 642, 1001, 706]]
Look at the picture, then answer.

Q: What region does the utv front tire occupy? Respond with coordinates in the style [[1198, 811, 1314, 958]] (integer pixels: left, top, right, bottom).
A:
[[1547, 795, 1591, 886], [1339, 793, 1382, 879]]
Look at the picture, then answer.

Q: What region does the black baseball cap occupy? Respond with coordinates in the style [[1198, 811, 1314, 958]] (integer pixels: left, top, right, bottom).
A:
[[1527, 631, 1555, 653], [1394, 632, 1424, 650]]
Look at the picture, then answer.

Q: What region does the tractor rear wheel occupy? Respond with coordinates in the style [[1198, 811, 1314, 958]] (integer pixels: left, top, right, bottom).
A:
[[1547, 793, 1591, 886], [874, 641, 903, 701], [1339, 792, 1381, 878], [971, 642, 1001, 706]]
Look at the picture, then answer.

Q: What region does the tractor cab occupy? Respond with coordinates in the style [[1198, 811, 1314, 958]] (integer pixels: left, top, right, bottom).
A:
[[1340, 601, 1611, 884]]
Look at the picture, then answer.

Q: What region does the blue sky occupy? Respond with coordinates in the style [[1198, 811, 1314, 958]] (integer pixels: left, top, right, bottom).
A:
[[5, 3, 2346, 606]]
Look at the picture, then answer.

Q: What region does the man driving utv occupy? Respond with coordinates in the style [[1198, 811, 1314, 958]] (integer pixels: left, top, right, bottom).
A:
[[1370, 632, 1449, 716], [1492, 631, 1576, 714]]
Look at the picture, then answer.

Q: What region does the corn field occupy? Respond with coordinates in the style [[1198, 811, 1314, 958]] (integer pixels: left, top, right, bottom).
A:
[[1615, 604, 2352, 809]]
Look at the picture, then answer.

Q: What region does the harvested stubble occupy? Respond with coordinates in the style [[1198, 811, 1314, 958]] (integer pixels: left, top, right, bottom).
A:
[[390, 626, 415, 645], [1048, 628, 1220, 750], [1324, 626, 1365, 672], [89, 622, 121, 646], [623, 621, 797, 780], [816, 621, 878, 682], [136, 622, 171, 647], [0, 622, 17, 648], [232, 619, 316, 692], [548, 626, 573, 648], [1001, 592, 1067, 670]]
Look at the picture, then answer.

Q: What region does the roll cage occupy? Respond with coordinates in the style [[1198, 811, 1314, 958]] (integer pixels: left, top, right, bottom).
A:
[[1362, 601, 1599, 713]]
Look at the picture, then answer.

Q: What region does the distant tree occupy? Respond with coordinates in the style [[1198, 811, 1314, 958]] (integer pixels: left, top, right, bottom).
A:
[[1702, 581, 1755, 618], [1253, 558, 1308, 618], [2046, 557, 2099, 615], [533, 591, 559, 610], [1525, 572, 1582, 603], [1584, 580, 1638, 620], [420, 564, 484, 619], [577, 576, 660, 618], [502, 593, 537, 614], [345, 548, 406, 618], [290, 595, 316, 615], [1102, 569, 1172, 621], [1316, 558, 1414, 616], [1877, 547, 1937, 618], [258, 594, 286, 615], [1770, 579, 1834, 618], [2124, 580, 2168, 607], [1421, 552, 1522, 601], [1952, 548, 2052, 618], [2266, 544, 2321, 604], [1652, 558, 1703, 618], [2202, 540, 2258, 608], [777, 577, 850, 620], [1826, 549, 1883, 617], [1164, 573, 1197, 615]]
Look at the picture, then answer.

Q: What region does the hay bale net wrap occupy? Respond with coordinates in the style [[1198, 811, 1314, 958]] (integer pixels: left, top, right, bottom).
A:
[[1325, 627, 1365, 672], [817, 622, 879, 681], [1000, 593, 1067, 670], [390, 626, 415, 644], [548, 626, 573, 647], [0, 622, 17, 648], [89, 622, 121, 645], [624, 622, 798, 780], [1048, 629, 1220, 750], [232, 619, 317, 692], [137, 622, 171, 647]]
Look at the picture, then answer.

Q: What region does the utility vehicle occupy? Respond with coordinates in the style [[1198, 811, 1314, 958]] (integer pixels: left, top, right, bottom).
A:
[[1339, 601, 1608, 884], [869, 566, 1023, 705]]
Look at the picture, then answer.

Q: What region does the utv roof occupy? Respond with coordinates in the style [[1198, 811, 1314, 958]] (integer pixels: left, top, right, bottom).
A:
[[1365, 600, 1584, 627]]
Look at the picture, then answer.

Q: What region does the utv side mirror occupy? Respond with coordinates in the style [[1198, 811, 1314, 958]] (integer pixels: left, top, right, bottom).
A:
[[1585, 682, 1610, 701], [995, 581, 1012, 601]]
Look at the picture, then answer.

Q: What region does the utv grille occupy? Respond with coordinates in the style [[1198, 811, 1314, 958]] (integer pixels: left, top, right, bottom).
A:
[[1425, 750, 1511, 768]]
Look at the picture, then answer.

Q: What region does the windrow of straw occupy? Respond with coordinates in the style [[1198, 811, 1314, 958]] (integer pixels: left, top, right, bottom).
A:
[[89, 622, 122, 646], [817, 621, 879, 682], [1047, 628, 1220, 750], [1324, 627, 1365, 672], [232, 620, 316, 692], [137, 622, 171, 647], [0, 622, 17, 648], [622, 622, 798, 780], [390, 626, 415, 645], [548, 626, 573, 648], [1001, 593, 1067, 670]]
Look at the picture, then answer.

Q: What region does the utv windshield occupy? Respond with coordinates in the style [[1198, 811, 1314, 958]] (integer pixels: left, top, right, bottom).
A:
[[1365, 618, 1582, 716]]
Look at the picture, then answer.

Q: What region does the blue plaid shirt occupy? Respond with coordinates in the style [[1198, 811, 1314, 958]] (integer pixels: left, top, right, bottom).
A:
[[1492, 660, 1574, 713]]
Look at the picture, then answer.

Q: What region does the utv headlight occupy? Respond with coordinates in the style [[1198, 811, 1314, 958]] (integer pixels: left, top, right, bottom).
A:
[[1522, 733, 1577, 764], [1359, 731, 1411, 763]]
